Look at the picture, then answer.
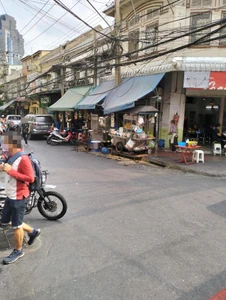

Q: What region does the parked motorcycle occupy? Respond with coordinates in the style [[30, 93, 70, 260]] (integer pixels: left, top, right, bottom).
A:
[[0, 164, 67, 221], [46, 128, 78, 146]]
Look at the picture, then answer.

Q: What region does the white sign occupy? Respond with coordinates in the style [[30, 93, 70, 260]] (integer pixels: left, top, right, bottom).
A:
[[183, 71, 210, 88]]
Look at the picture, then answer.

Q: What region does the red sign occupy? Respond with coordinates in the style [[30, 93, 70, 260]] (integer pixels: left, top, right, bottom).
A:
[[209, 72, 226, 90]]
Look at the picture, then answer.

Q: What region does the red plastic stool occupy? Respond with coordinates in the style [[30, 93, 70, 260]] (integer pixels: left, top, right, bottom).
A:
[[210, 290, 226, 300]]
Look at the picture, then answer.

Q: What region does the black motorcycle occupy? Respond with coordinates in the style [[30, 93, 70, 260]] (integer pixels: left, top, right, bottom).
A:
[[0, 170, 67, 221]]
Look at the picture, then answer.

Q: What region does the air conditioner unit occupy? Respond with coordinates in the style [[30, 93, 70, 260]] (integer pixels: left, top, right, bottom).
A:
[[27, 65, 33, 71], [40, 87, 48, 92], [80, 71, 86, 78]]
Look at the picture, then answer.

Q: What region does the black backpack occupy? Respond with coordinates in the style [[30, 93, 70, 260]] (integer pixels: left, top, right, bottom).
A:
[[7, 151, 42, 192]]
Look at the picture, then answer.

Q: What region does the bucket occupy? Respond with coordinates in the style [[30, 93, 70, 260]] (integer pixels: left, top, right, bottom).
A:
[[158, 139, 165, 147], [91, 140, 101, 151]]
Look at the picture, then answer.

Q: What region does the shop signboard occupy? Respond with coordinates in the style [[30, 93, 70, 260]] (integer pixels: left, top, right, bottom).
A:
[[209, 72, 226, 90]]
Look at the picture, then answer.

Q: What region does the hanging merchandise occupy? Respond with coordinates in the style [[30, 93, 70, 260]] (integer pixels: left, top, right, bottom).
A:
[[138, 116, 144, 125]]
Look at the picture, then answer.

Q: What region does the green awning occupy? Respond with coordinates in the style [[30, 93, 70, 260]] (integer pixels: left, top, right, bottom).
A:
[[48, 86, 91, 112], [0, 99, 17, 111]]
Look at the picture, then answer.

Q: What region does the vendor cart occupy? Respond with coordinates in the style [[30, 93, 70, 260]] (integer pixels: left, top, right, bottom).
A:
[[111, 135, 153, 153], [110, 105, 158, 154]]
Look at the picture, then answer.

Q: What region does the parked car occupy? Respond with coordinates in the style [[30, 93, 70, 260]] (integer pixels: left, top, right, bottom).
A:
[[5, 115, 22, 129], [24, 114, 54, 139]]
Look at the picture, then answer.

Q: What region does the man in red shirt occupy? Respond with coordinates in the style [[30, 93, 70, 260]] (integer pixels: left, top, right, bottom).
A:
[[0, 131, 41, 264]]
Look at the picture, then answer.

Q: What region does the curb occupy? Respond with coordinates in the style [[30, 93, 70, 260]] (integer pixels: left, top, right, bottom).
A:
[[143, 157, 226, 178], [78, 148, 225, 178]]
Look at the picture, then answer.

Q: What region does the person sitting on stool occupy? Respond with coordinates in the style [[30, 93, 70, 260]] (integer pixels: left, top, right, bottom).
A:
[[168, 120, 178, 152]]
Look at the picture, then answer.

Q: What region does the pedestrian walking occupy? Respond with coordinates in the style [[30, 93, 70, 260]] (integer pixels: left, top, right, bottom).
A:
[[21, 121, 29, 146], [0, 131, 40, 265]]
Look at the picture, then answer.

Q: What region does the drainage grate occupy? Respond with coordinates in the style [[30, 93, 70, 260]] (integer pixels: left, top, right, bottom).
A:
[[0, 228, 27, 251], [0, 228, 12, 251]]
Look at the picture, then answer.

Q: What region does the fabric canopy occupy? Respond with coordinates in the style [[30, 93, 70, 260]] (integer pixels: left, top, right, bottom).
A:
[[124, 105, 158, 115], [48, 86, 91, 112], [102, 74, 165, 114], [76, 80, 114, 110], [0, 99, 17, 111]]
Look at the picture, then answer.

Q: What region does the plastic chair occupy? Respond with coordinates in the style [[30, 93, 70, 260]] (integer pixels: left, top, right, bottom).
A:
[[212, 142, 222, 156], [193, 150, 204, 163]]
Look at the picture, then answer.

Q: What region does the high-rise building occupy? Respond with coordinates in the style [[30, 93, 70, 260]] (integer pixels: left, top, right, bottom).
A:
[[0, 14, 24, 65]]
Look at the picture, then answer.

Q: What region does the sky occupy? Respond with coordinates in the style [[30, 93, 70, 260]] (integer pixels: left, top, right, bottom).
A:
[[0, 0, 114, 56]]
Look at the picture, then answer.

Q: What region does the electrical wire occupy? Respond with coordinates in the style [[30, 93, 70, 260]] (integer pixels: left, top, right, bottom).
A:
[[17, 0, 81, 31], [22, 1, 55, 38], [6, 20, 226, 97], [85, 0, 112, 29], [3, 4, 225, 97], [18, 0, 51, 34], [53, 0, 113, 40], [24, 1, 82, 46], [0, 0, 7, 14]]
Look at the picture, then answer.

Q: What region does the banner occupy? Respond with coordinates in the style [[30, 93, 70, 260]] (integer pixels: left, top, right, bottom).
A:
[[184, 71, 226, 90], [183, 71, 210, 88], [209, 72, 226, 90]]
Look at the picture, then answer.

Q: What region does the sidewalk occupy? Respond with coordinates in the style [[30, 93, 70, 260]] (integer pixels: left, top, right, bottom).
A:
[[142, 148, 226, 177]]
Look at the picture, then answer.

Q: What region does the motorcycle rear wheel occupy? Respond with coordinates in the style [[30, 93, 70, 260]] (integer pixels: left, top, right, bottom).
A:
[[37, 191, 67, 220], [70, 137, 78, 145]]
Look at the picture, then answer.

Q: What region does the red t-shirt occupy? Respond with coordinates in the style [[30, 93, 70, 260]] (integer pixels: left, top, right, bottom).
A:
[[5, 152, 34, 200]]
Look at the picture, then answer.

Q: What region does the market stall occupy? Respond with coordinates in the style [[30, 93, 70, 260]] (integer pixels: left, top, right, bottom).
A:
[[110, 106, 158, 154]]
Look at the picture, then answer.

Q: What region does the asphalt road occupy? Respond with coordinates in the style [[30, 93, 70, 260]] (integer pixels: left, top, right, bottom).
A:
[[1, 141, 226, 300]]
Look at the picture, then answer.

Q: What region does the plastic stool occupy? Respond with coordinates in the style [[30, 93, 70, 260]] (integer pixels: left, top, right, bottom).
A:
[[213, 142, 221, 155], [193, 150, 204, 163]]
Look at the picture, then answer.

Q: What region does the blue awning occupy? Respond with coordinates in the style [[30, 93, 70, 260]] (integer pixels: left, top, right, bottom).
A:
[[76, 80, 114, 110], [102, 74, 165, 114]]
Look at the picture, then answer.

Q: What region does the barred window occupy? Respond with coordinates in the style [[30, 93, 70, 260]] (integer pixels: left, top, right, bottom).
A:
[[144, 25, 158, 53], [190, 13, 211, 45]]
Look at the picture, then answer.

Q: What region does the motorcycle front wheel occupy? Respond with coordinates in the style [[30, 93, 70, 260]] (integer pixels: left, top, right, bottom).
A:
[[46, 136, 52, 144], [49, 137, 59, 146], [37, 191, 67, 220]]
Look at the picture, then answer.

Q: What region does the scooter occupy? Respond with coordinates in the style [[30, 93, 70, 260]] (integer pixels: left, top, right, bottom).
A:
[[47, 128, 78, 146]]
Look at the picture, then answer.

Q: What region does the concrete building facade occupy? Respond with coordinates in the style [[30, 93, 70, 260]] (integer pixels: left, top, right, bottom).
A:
[[0, 14, 24, 65]]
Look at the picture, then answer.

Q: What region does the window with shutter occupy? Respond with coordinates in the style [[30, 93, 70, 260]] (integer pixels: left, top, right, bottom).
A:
[[191, 0, 202, 6], [190, 13, 211, 45], [220, 12, 226, 46], [191, 0, 212, 6], [203, 0, 212, 5], [147, 8, 160, 20]]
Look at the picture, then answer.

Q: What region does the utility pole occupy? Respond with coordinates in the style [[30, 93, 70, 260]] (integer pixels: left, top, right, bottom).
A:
[[1, 51, 8, 103], [114, 0, 121, 86], [93, 31, 98, 88]]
